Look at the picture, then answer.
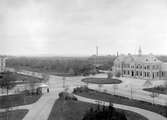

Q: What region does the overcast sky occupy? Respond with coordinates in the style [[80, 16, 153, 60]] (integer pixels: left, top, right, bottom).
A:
[[1, 0, 167, 56]]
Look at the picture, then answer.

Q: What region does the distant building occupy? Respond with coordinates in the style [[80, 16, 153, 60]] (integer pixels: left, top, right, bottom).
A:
[[112, 48, 167, 80], [0, 56, 7, 73]]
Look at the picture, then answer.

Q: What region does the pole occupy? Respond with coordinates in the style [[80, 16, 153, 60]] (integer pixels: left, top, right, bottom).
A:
[[62, 76, 66, 89]]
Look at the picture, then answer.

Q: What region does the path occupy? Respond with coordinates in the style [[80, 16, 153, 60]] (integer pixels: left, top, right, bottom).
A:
[[75, 95, 167, 120]]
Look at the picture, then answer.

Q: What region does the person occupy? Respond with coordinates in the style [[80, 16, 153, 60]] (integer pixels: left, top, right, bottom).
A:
[[47, 88, 49, 93]]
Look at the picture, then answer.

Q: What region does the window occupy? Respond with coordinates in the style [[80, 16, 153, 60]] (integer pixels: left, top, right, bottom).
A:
[[147, 72, 150, 77], [123, 70, 126, 75], [147, 65, 150, 70], [128, 71, 130, 75], [146, 59, 148, 61], [140, 72, 142, 76], [162, 72, 164, 77]]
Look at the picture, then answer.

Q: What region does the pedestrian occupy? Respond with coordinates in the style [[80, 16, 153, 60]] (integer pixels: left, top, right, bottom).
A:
[[47, 88, 49, 93]]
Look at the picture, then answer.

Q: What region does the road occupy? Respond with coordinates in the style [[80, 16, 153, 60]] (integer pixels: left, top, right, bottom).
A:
[[16, 69, 167, 105], [3, 69, 167, 120]]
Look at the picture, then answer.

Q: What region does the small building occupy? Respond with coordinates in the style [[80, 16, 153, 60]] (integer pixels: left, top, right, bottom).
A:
[[112, 48, 167, 80]]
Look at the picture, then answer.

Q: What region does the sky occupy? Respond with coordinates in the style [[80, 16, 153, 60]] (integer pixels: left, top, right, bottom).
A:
[[1, 0, 167, 56]]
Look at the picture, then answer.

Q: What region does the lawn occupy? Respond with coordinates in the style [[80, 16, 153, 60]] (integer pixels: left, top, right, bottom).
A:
[[74, 88, 167, 117], [143, 86, 167, 95], [0, 93, 41, 108], [15, 73, 43, 84], [82, 78, 122, 84], [48, 99, 148, 120], [0, 109, 28, 120]]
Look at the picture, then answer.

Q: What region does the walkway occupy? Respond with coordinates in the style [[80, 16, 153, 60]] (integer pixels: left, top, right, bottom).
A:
[[21, 92, 59, 120], [75, 95, 167, 120]]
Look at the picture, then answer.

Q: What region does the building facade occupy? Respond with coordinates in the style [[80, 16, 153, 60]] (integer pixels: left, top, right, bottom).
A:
[[0, 56, 7, 73], [112, 49, 167, 80]]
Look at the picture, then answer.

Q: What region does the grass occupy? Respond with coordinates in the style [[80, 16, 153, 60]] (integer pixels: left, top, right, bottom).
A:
[[14, 66, 76, 77], [0, 109, 28, 120], [143, 87, 167, 95], [74, 88, 167, 117], [82, 78, 122, 84], [0, 93, 41, 108], [14, 73, 43, 84], [48, 99, 148, 120]]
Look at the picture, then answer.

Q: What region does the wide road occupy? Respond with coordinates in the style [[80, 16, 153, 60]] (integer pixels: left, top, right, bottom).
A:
[[12, 69, 167, 120], [17, 69, 167, 105]]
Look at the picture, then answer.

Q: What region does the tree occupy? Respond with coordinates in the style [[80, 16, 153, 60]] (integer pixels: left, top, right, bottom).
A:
[[113, 84, 118, 95], [0, 72, 17, 120], [0, 72, 17, 95], [98, 84, 103, 91], [150, 91, 159, 105]]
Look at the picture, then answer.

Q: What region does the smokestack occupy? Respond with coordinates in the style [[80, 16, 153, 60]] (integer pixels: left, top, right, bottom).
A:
[[117, 51, 119, 57], [96, 46, 98, 57]]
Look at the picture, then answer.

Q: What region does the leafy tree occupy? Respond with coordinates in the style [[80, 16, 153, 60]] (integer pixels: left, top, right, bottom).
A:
[[82, 103, 127, 120]]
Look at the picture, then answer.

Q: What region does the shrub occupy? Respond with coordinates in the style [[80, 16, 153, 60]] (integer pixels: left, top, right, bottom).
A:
[[115, 72, 121, 77], [73, 86, 89, 93], [82, 104, 127, 120], [59, 92, 78, 101]]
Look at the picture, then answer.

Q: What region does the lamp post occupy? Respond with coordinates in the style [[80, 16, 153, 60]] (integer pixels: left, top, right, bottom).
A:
[[62, 76, 66, 89]]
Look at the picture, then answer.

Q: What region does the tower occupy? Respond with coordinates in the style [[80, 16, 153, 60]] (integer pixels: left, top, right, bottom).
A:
[[138, 46, 142, 56], [96, 46, 98, 57], [95, 46, 98, 65]]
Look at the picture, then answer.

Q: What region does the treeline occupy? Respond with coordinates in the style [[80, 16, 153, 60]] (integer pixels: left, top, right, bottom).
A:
[[6, 57, 96, 76]]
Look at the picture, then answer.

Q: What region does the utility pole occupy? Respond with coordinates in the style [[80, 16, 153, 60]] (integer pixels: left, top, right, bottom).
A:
[[62, 76, 66, 89], [95, 46, 99, 66]]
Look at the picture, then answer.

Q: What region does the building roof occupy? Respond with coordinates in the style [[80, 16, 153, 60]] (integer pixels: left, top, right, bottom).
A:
[[114, 54, 161, 64]]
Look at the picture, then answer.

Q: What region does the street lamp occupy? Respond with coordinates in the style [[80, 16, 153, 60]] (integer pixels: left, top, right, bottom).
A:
[[62, 76, 66, 89]]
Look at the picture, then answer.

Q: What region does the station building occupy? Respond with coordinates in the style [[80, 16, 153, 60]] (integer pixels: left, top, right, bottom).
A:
[[112, 48, 167, 80]]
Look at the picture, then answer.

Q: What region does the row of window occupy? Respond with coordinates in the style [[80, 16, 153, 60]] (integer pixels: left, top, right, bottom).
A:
[[116, 64, 159, 70], [123, 70, 165, 77]]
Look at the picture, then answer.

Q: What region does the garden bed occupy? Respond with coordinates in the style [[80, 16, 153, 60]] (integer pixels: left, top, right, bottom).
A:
[[0, 109, 28, 120], [74, 87, 167, 117], [48, 99, 148, 120], [0, 93, 41, 108], [82, 78, 122, 84]]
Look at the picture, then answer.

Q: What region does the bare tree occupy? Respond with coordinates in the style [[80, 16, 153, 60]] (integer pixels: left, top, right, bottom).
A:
[[98, 84, 103, 91], [150, 91, 159, 105], [113, 84, 118, 95]]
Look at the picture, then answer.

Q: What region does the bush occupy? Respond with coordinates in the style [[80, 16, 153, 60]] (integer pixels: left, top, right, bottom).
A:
[[115, 72, 121, 77], [73, 86, 89, 93], [82, 104, 127, 120], [59, 92, 78, 101]]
